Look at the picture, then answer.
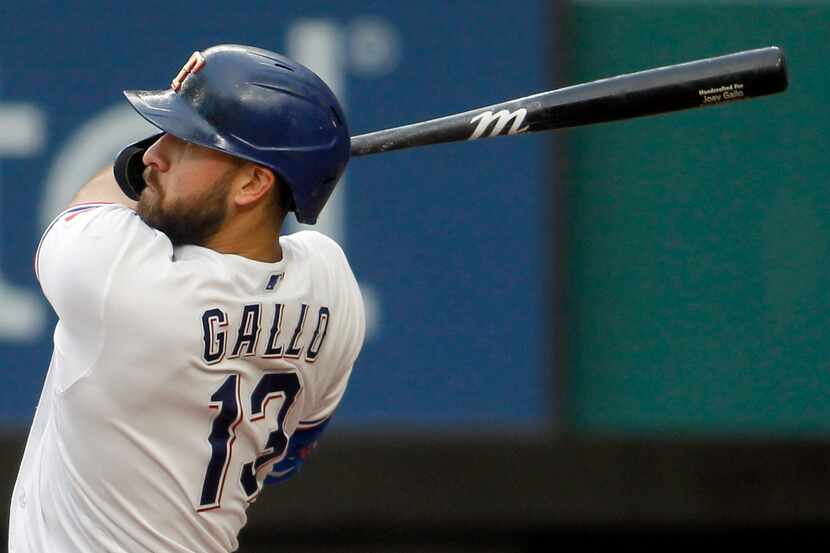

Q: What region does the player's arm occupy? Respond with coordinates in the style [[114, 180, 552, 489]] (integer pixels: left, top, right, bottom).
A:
[[265, 419, 330, 485], [68, 165, 138, 210], [266, 234, 365, 486]]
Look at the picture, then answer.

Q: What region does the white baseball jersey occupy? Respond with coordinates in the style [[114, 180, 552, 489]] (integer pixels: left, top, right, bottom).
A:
[[9, 203, 365, 553]]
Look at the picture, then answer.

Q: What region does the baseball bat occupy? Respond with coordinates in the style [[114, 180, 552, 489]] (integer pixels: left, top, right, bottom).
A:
[[350, 46, 787, 156]]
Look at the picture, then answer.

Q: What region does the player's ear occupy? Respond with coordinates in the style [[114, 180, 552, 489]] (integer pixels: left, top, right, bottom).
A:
[[233, 164, 275, 208]]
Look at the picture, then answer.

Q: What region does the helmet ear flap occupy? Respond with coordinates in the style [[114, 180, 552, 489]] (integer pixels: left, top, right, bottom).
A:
[[113, 133, 163, 200]]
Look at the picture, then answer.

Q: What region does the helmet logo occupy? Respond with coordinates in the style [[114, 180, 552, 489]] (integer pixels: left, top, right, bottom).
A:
[[171, 51, 206, 92]]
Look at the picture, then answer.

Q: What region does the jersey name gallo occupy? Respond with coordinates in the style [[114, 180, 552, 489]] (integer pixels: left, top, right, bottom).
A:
[[201, 303, 331, 365]]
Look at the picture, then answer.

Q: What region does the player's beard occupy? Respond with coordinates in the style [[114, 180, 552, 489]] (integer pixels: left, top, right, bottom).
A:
[[136, 169, 234, 247]]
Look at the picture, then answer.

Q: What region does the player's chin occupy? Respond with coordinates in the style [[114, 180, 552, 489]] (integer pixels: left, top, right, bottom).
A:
[[136, 193, 163, 229]]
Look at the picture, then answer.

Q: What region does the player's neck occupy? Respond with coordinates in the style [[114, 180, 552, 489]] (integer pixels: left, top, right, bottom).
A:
[[208, 238, 283, 263], [203, 210, 284, 263]]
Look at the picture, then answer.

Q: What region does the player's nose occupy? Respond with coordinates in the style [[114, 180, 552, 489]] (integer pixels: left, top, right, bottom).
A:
[[142, 134, 171, 172]]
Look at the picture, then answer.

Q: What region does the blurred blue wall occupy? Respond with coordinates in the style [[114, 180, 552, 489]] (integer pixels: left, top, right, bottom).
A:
[[0, 1, 552, 432]]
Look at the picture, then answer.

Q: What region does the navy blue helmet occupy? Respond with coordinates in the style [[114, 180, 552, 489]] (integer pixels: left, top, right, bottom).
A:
[[114, 44, 350, 224]]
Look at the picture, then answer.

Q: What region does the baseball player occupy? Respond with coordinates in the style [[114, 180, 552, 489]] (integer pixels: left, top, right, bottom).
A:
[[9, 44, 365, 553]]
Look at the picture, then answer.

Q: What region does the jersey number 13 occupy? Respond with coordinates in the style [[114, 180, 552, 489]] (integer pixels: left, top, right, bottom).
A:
[[198, 371, 301, 511]]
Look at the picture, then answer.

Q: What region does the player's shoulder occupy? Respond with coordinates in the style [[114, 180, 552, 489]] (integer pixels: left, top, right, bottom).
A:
[[283, 230, 350, 265], [284, 230, 344, 251], [51, 201, 123, 224], [39, 202, 145, 258], [282, 230, 361, 298], [37, 201, 172, 279], [47, 202, 147, 237]]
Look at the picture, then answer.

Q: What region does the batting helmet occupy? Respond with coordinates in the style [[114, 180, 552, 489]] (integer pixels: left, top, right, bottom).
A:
[[114, 44, 350, 224]]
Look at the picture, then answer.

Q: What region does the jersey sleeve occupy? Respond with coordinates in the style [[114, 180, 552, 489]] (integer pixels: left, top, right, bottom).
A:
[[35, 203, 172, 336], [297, 231, 366, 428], [265, 233, 365, 486]]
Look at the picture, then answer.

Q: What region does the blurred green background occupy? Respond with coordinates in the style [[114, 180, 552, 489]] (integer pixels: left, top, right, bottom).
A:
[[565, 1, 830, 437]]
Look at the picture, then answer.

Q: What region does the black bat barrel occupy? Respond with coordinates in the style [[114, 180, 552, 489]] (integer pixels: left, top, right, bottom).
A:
[[350, 46, 787, 157], [532, 46, 787, 129]]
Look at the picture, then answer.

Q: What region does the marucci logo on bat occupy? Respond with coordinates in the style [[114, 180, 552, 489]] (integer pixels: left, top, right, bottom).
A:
[[467, 109, 529, 140]]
